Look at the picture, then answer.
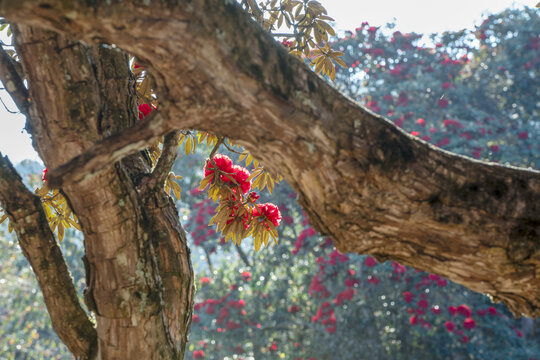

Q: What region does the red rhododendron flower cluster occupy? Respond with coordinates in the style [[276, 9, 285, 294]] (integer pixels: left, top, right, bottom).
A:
[[252, 203, 282, 229], [202, 154, 281, 245], [138, 103, 155, 120], [42, 167, 48, 182]]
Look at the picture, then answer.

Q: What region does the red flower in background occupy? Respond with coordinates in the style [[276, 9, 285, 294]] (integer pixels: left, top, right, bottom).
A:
[[438, 98, 449, 108], [445, 321, 455, 332], [193, 350, 205, 359], [42, 168, 48, 182], [241, 271, 252, 282], [364, 256, 377, 267], [457, 304, 472, 317], [463, 317, 475, 329]]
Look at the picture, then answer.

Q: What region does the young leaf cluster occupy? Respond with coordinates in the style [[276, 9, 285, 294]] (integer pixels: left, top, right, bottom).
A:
[[242, 0, 346, 80]]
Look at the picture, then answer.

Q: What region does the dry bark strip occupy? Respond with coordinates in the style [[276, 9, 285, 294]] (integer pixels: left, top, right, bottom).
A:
[[1, 0, 539, 318]]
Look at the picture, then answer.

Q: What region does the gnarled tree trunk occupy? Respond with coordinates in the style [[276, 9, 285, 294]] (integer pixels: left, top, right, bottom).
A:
[[0, 24, 194, 358], [0, 0, 538, 358]]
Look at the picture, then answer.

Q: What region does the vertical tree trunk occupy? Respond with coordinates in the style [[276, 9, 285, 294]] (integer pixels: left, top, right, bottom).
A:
[[13, 25, 194, 359]]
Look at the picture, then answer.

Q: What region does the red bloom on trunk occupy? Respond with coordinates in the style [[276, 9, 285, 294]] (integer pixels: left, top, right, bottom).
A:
[[138, 103, 154, 119]]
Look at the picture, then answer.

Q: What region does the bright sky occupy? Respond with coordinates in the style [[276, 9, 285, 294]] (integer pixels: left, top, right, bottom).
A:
[[0, 0, 532, 163]]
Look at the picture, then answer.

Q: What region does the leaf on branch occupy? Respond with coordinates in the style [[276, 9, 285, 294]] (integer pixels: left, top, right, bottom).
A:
[[165, 172, 183, 200]]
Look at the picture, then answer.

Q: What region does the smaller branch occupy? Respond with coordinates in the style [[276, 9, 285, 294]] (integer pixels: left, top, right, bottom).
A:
[[271, 33, 296, 38], [203, 246, 214, 273], [147, 130, 181, 189], [0, 94, 18, 113], [46, 111, 172, 188], [222, 141, 244, 155], [0, 154, 96, 359], [208, 136, 225, 159], [246, 0, 263, 23], [0, 45, 29, 114], [235, 243, 251, 267]]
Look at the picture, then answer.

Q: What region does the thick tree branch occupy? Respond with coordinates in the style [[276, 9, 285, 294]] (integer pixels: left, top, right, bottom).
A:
[[45, 111, 172, 187], [1, 0, 539, 317], [0, 45, 29, 114], [0, 154, 96, 359]]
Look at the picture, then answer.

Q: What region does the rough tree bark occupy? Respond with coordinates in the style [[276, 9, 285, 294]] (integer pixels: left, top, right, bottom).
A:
[[0, 24, 194, 358], [0, 0, 538, 357]]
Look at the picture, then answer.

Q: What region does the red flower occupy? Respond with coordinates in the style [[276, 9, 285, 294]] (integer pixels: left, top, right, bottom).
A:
[[416, 118, 425, 126], [418, 299, 429, 308], [231, 165, 252, 194], [193, 350, 205, 359], [269, 342, 277, 352], [445, 321, 455, 332], [461, 335, 470, 343], [437, 98, 449, 108], [457, 304, 472, 317], [283, 215, 294, 225], [411, 131, 421, 137], [192, 314, 200, 323], [448, 306, 457, 316], [409, 316, 419, 325], [138, 103, 154, 120], [437, 279, 447, 287], [487, 306, 497, 315], [200, 277, 211, 285], [517, 131, 528, 140], [463, 317, 475, 330], [442, 82, 451, 89], [42, 168, 48, 182], [489, 145, 500, 152], [241, 271, 252, 282], [226, 320, 241, 330], [439, 137, 450, 147], [288, 305, 300, 313], [403, 291, 414, 303], [252, 203, 282, 228], [204, 154, 233, 182], [364, 256, 377, 268], [443, 119, 463, 128], [326, 325, 337, 334], [431, 305, 441, 315]]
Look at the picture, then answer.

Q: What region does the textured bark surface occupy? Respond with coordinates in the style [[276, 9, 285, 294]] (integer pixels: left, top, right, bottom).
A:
[[0, 0, 538, 333], [2, 24, 195, 359]]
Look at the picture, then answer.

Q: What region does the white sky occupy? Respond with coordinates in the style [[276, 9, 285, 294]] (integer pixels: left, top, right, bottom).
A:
[[0, 0, 532, 163]]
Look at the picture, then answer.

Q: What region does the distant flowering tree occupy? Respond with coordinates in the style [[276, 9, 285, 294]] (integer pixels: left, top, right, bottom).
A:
[[334, 7, 539, 167]]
